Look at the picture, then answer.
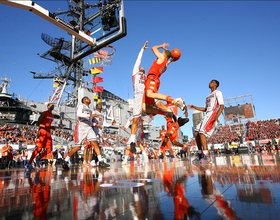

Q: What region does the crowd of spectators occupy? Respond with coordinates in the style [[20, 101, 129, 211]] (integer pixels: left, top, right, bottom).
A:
[[200, 119, 280, 144], [208, 125, 241, 144], [246, 119, 280, 140], [0, 124, 75, 145]]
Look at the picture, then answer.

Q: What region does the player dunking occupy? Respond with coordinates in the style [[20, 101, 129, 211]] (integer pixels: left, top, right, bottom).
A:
[[142, 43, 185, 118], [188, 80, 224, 164], [64, 96, 110, 168], [128, 41, 148, 154]]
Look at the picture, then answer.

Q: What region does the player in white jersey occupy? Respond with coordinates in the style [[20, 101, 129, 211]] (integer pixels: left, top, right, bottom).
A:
[[92, 103, 116, 144], [188, 80, 224, 164], [121, 114, 152, 165], [127, 41, 149, 154], [64, 96, 110, 168]]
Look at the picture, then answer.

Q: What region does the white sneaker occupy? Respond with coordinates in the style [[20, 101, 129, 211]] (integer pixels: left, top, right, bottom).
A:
[[122, 159, 128, 165], [172, 98, 185, 110], [83, 160, 89, 166], [90, 160, 97, 167]]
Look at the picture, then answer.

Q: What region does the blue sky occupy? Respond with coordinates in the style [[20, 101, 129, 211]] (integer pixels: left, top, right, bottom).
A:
[[0, 1, 279, 138]]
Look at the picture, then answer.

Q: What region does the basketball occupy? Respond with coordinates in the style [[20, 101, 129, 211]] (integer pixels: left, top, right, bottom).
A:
[[171, 49, 181, 61]]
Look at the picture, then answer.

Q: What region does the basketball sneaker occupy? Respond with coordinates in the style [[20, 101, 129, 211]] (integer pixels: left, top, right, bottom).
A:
[[199, 154, 212, 164], [98, 161, 110, 168], [26, 163, 35, 172], [192, 154, 202, 164], [165, 110, 177, 123], [122, 159, 128, 165], [172, 98, 186, 111], [90, 160, 97, 167], [192, 154, 211, 164], [130, 142, 136, 153], [178, 117, 189, 127], [62, 161, 70, 170]]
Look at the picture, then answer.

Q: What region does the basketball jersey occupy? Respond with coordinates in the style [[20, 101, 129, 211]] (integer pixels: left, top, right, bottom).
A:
[[92, 109, 105, 134], [205, 90, 224, 113], [160, 130, 167, 141], [76, 104, 92, 126], [147, 58, 168, 78], [40, 111, 54, 131], [132, 71, 146, 94], [165, 103, 178, 123]]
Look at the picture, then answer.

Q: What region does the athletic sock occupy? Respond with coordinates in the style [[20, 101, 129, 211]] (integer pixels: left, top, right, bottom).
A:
[[124, 155, 129, 161], [165, 96, 174, 103], [142, 151, 147, 157], [65, 156, 70, 162], [198, 150, 202, 154], [128, 135, 136, 144], [97, 155, 103, 162], [203, 150, 208, 155]]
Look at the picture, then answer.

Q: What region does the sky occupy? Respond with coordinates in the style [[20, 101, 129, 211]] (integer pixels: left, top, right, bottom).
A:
[[0, 0, 280, 138]]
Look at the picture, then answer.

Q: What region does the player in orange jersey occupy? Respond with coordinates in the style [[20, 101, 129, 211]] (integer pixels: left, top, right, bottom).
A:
[[26, 103, 69, 171], [157, 125, 175, 158], [142, 43, 186, 119], [159, 102, 189, 153]]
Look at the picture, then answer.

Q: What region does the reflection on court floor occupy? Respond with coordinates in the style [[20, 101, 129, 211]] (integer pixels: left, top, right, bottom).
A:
[[0, 155, 280, 219]]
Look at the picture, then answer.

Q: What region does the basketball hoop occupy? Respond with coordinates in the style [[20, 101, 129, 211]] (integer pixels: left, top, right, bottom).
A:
[[94, 45, 116, 66]]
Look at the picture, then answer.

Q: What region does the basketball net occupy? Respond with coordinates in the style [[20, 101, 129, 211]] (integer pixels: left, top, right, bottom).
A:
[[94, 45, 116, 66]]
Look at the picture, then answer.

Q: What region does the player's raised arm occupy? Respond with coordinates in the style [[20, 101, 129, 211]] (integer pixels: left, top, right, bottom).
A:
[[151, 43, 169, 60], [133, 41, 148, 75]]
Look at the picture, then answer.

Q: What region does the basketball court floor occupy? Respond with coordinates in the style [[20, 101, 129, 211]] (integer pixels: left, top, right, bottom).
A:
[[0, 154, 279, 220]]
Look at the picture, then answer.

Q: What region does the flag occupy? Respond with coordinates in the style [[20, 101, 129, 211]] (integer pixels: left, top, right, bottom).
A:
[[92, 77, 103, 83], [52, 89, 61, 101], [91, 67, 103, 74], [53, 79, 59, 88], [89, 57, 101, 65], [94, 86, 104, 92]]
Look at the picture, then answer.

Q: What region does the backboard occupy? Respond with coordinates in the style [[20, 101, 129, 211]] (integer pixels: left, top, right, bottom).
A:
[[71, 0, 126, 62], [0, 0, 127, 63]]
